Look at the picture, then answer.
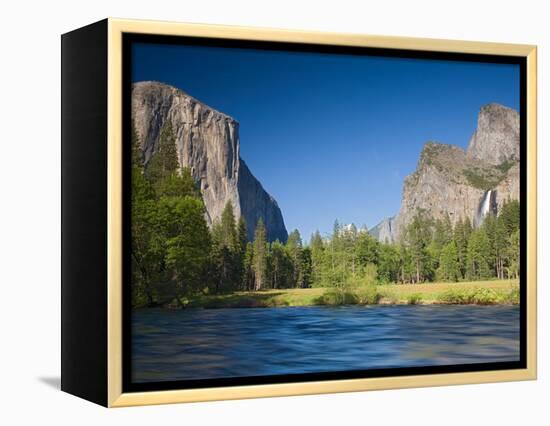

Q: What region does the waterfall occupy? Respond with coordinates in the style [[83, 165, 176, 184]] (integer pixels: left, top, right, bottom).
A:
[[474, 190, 497, 227]]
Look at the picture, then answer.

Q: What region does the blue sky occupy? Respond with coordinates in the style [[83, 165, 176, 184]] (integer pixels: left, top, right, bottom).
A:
[[132, 43, 520, 241]]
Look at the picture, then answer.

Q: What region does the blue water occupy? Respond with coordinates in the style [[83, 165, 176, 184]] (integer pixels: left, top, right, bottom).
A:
[[132, 305, 520, 383]]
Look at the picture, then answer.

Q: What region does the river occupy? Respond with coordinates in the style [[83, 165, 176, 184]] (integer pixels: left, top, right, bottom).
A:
[[132, 304, 519, 383]]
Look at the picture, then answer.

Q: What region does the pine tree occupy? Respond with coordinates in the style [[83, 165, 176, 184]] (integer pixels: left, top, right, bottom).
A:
[[454, 219, 466, 279], [210, 201, 241, 292], [145, 121, 179, 184], [130, 122, 156, 305], [355, 232, 380, 268], [310, 231, 325, 286], [154, 167, 200, 199], [432, 215, 453, 249], [499, 199, 520, 235], [464, 217, 473, 240], [437, 241, 460, 282], [498, 199, 520, 279], [483, 213, 508, 279], [429, 215, 452, 274], [404, 210, 433, 283], [242, 242, 255, 291], [130, 166, 159, 307], [466, 228, 491, 280], [301, 246, 312, 288], [270, 240, 292, 289], [506, 229, 520, 279], [252, 219, 268, 290], [237, 216, 248, 254], [326, 220, 345, 288], [235, 216, 248, 287], [332, 220, 342, 250], [161, 196, 212, 305], [219, 201, 238, 250], [286, 229, 304, 287]]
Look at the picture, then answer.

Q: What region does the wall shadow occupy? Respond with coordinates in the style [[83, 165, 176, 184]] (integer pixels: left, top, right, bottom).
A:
[[38, 376, 61, 390]]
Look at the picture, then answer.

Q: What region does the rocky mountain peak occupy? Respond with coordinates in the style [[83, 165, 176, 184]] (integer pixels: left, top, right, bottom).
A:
[[467, 103, 520, 165], [370, 103, 520, 243]]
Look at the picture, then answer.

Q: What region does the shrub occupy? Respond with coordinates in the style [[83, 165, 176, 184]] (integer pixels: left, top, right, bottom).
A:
[[363, 263, 378, 285], [356, 285, 381, 305], [315, 289, 359, 305], [496, 160, 514, 174], [407, 293, 423, 305], [462, 162, 513, 191], [502, 286, 520, 304], [470, 288, 499, 305], [438, 287, 499, 305], [463, 169, 498, 190], [439, 288, 464, 304], [348, 266, 378, 287], [377, 287, 399, 304]]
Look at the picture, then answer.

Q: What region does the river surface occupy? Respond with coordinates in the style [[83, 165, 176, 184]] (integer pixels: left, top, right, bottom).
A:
[[132, 305, 519, 383]]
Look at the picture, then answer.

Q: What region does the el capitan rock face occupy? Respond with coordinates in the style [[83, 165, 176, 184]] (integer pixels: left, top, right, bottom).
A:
[[371, 103, 520, 243], [132, 81, 288, 242], [237, 159, 289, 242]]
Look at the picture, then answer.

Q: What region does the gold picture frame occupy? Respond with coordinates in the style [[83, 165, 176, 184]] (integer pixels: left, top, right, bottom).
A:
[[61, 18, 537, 407]]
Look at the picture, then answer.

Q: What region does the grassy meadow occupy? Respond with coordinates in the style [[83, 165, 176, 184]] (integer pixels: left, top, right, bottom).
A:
[[182, 279, 520, 309]]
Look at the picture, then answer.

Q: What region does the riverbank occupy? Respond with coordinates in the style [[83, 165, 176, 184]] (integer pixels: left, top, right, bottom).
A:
[[184, 279, 519, 309]]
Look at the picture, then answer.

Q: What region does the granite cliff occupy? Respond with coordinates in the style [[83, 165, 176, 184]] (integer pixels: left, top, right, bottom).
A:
[[132, 81, 288, 242], [467, 103, 520, 165], [370, 103, 520, 243]]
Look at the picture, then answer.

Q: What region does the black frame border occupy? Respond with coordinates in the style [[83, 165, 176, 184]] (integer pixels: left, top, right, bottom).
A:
[[122, 33, 528, 394]]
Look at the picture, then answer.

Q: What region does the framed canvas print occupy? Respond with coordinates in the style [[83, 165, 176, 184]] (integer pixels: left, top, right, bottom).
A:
[[61, 18, 537, 407]]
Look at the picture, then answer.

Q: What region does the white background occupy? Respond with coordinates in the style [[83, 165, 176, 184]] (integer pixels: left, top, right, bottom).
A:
[[0, 0, 547, 424]]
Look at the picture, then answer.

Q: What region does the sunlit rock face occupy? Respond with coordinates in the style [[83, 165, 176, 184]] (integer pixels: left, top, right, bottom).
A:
[[132, 81, 288, 242], [371, 103, 520, 242], [370, 217, 396, 244], [467, 103, 520, 165]]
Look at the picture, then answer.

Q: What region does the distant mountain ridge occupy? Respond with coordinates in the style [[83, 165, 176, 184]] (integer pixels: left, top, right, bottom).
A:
[[132, 81, 288, 242], [370, 103, 520, 243]]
